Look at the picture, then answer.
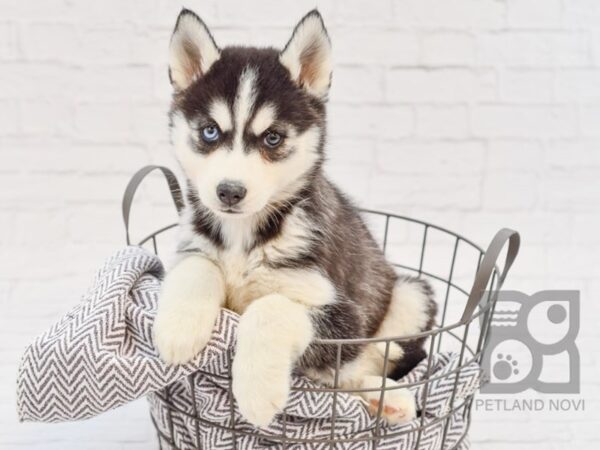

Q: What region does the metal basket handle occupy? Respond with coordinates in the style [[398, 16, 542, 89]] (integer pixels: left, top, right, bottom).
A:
[[460, 228, 520, 324], [122, 165, 184, 245]]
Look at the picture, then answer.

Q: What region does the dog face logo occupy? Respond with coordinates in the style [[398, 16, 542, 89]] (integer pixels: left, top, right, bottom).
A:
[[168, 9, 331, 219], [480, 290, 580, 394]]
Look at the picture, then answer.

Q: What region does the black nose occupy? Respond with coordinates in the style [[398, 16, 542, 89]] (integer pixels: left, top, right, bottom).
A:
[[216, 181, 247, 207]]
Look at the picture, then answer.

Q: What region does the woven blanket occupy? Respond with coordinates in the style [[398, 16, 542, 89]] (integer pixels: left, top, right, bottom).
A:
[[17, 246, 479, 449]]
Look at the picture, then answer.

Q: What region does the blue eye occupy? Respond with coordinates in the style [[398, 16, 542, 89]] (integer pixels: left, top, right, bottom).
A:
[[201, 125, 220, 143], [264, 131, 282, 148]]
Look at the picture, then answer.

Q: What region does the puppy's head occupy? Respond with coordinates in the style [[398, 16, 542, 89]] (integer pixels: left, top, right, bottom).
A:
[[168, 9, 331, 219]]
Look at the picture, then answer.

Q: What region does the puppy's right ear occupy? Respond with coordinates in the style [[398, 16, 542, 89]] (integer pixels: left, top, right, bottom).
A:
[[169, 9, 220, 91], [280, 10, 332, 99]]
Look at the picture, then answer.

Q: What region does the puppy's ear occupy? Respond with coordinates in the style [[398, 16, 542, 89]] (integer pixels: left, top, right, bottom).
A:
[[169, 9, 220, 91], [280, 10, 332, 99]]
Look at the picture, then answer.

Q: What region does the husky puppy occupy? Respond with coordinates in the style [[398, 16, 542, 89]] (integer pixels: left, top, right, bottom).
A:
[[154, 8, 437, 427]]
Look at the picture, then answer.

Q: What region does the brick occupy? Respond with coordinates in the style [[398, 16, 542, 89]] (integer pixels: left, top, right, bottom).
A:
[[393, 0, 506, 29], [328, 104, 414, 139], [22, 23, 79, 61], [421, 32, 475, 66], [216, 0, 334, 26], [74, 102, 132, 141], [69, 0, 162, 24], [556, 70, 600, 102], [580, 106, 600, 137], [487, 140, 543, 170], [563, 0, 600, 28], [477, 32, 589, 67], [378, 140, 486, 173], [372, 106, 415, 139], [143, 0, 216, 29], [0, 140, 146, 174], [386, 68, 496, 103], [543, 170, 600, 211], [0, 22, 18, 59], [12, 210, 68, 246], [368, 173, 482, 211], [0, 280, 10, 307], [330, 66, 384, 103], [482, 171, 539, 211], [0, 100, 19, 134], [460, 211, 570, 246], [0, 211, 15, 246], [507, 0, 563, 28], [327, 137, 376, 166], [546, 141, 600, 169], [333, 0, 394, 25], [0, 172, 129, 211], [573, 214, 600, 244], [547, 244, 600, 278], [76, 27, 134, 65], [74, 144, 149, 173], [131, 102, 169, 143], [509, 244, 548, 278], [153, 65, 173, 101], [325, 163, 372, 205], [334, 30, 419, 65], [62, 174, 132, 203], [471, 105, 577, 138], [20, 99, 73, 136], [500, 69, 554, 103], [0, 63, 79, 100], [0, 0, 76, 21], [376, 140, 485, 177], [129, 28, 171, 66], [66, 204, 125, 244], [415, 105, 469, 138], [76, 66, 154, 101], [591, 30, 600, 66]]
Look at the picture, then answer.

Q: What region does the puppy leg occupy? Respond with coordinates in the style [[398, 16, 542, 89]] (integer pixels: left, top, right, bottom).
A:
[[378, 275, 436, 340], [377, 276, 436, 380], [360, 375, 416, 425], [154, 255, 225, 364], [232, 294, 313, 427]]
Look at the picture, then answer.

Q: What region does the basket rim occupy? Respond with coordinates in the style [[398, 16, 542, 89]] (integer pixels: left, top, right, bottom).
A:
[[133, 209, 501, 346]]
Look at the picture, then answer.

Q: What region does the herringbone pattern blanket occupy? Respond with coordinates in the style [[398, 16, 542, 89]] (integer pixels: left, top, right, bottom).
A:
[[17, 246, 478, 449]]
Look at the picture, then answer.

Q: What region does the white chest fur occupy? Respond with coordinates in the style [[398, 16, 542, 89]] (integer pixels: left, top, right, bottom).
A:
[[216, 244, 337, 314], [211, 218, 272, 314], [178, 206, 336, 312], [217, 246, 275, 314]]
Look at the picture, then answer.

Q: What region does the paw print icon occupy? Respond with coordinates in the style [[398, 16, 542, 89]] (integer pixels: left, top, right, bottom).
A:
[[480, 290, 580, 394], [493, 353, 520, 380]]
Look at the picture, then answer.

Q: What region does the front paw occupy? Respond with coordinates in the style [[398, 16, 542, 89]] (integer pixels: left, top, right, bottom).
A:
[[153, 306, 214, 365], [232, 354, 290, 427]]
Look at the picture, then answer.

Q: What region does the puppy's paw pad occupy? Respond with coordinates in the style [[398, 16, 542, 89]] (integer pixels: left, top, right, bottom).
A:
[[367, 390, 416, 424]]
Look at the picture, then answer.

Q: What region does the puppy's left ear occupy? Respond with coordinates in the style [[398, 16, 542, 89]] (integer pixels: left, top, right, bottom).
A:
[[280, 10, 332, 99]]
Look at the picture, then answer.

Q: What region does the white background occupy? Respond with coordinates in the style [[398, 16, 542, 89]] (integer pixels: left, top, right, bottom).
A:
[[1, 0, 599, 448]]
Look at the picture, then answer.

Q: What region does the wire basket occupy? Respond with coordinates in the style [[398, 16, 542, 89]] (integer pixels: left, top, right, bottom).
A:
[[122, 166, 520, 450]]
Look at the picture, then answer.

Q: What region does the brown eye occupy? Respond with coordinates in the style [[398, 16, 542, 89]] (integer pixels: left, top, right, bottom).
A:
[[264, 131, 282, 148]]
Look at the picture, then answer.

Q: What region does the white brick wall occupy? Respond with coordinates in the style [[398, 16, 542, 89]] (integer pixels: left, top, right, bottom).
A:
[[1, 0, 599, 448]]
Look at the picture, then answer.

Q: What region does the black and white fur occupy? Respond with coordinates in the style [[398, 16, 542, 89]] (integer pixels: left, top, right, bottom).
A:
[[154, 8, 437, 427]]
